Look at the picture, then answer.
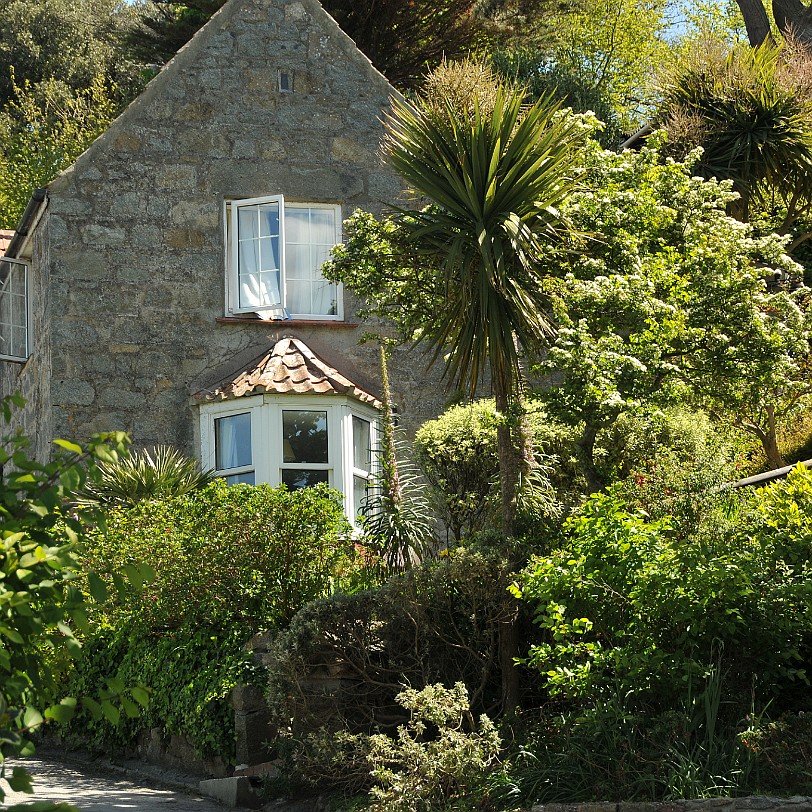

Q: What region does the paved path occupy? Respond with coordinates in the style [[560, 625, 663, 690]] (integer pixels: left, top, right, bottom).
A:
[[1, 756, 227, 811]]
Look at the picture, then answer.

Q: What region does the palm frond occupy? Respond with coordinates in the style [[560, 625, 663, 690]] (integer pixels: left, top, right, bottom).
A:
[[79, 445, 215, 508], [384, 75, 590, 396]]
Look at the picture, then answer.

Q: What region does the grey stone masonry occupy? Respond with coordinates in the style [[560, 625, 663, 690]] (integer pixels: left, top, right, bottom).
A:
[[2, 0, 450, 457], [530, 799, 812, 812]]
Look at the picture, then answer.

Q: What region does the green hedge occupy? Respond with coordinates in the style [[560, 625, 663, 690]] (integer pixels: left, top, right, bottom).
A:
[[69, 481, 358, 758], [83, 480, 355, 631]]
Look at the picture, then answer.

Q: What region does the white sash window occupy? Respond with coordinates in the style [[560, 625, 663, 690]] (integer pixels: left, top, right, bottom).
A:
[[0, 257, 29, 362], [227, 196, 342, 320]]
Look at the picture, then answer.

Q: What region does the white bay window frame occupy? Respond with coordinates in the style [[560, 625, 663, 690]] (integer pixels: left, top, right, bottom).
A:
[[225, 195, 343, 320], [200, 394, 378, 525]]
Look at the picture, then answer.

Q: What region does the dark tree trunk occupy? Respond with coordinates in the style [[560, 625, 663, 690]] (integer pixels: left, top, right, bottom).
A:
[[576, 421, 604, 494], [773, 0, 812, 43], [493, 371, 523, 713], [736, 0, 774, 45]]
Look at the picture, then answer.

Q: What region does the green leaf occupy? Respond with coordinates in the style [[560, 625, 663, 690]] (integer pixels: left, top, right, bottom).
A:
[[101, 700, 120, 726], [69, 608, 91, 636], [120, 696, 140, 719], [44, 698, 76, 724], [22, 707, 44, 730], [87, 572, 108, 603], [131, 686, 150, 708], [0, 625, 23, 644], [53, 439, 83, 455], [93, 445, 118, 464], [122, 563, 144, 591], [81, 697, 102, 721], [106, 676, 126, 695]]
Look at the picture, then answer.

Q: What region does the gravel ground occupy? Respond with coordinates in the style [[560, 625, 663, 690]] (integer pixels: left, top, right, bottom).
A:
[[1, 755, 227, 811]]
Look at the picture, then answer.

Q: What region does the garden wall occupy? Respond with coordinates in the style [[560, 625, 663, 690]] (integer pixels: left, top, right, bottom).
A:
[[530, 798, 812, 812]]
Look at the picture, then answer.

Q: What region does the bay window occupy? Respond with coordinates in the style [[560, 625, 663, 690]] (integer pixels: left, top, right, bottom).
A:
[[226, 196, 342, 320], [200, 395, 378, 525]]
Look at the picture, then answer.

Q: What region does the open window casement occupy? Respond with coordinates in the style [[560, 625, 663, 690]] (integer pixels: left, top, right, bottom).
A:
[[227, 195, 342, 320]]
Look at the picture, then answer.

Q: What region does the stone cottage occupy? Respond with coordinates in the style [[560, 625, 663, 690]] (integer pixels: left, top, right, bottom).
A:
[[0, 0, 450, 523]]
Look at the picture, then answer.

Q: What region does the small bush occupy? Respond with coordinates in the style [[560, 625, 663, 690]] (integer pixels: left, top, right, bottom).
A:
[[367, 683, 501, 812], [70, 480, 357, 758], [742, 713, 812, 795], [414, 400, 579, 539], [515, 475, 812, 711], [66, 625, 260, 759]]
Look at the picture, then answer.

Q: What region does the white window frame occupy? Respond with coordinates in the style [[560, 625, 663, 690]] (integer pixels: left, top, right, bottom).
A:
[[199, 394, 378, 526], [225, 195, 344, 321], [0, 256, 29, 363]]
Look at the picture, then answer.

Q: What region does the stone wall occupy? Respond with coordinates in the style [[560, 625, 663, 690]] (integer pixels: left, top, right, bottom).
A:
[[530, 799, 812, 812], [4, 0, 451, 458]]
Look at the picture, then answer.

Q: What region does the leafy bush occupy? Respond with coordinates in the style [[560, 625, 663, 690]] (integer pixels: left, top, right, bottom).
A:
[[66, 625, 259, 759], [414, 400, 578, 539], [0, 393, 130, 809], [742, 712, 812, 795], [265, 547, 522, 792], [515, 474, 812, 710], [83, 480, 355, 631], [414, 402, 745, 540], [600, 407, 745, 484], [69, 480, 357, 759], [414, 400, 501, 540], [367, 683, 500, 812]]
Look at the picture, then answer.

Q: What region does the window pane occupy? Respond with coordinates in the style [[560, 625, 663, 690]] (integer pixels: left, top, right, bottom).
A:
[[286, 278, 310, 315], [286, 243, 309, 279], [311, 280, 337, 316], [259, 205, 279, 238], [280, 206, 338, 316], [281, 469, 329, 490], [309, 208, 335, 243], [311, 244, 332, 278], [353, 416, 371, 472], [224, 471, 255, 485], [215, 412, 252, 470], [285, 208, 310, 243], [282, 410, 328, 463], [0, 259, 27, 360], [238, 207, 258, 240], [237, 202, 281, 310], [353, 474, 370, 519]]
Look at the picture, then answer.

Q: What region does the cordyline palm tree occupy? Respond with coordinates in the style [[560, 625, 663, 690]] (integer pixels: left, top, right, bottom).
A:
[[384, 62, 590, 538], [660, 41, 812, 234], [384, 64, 590, 711]]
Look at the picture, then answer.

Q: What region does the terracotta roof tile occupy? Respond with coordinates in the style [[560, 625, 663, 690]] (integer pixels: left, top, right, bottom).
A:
[[195, 336, 382, 409]]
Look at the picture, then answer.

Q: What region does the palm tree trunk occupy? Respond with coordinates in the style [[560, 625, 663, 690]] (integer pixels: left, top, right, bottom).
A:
[[493, 371, 522, 713], [494, 378, 519, 538]]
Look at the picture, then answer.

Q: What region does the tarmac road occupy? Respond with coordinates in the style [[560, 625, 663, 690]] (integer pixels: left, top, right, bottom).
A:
[[1, 756, 227, 811]]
